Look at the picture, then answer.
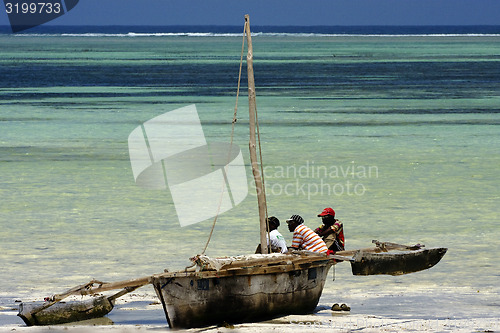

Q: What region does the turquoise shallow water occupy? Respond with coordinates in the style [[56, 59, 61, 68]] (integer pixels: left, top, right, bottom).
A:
[[0, 32, 499, 326]]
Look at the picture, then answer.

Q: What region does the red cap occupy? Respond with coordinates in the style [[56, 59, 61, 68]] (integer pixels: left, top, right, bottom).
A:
[[318, 207, 335, 217]]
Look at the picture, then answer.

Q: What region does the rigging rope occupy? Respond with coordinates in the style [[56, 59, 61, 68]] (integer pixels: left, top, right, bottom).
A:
[[201, 24, 247, 255], [254, 94, 269, 224], [201, 20, 270, 254]]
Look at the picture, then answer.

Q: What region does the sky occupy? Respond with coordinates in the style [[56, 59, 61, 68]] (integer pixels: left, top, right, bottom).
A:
[[1, 0, 500, 27]]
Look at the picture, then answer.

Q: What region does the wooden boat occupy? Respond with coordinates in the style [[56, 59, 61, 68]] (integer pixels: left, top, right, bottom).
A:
[[17, 241, 446, 327], [333, 241, 447, 276], [151, 244, 447, 328], [17, 14, 447, 328], [350, 247, 448, 276], [149, 15, 448, 329], [151, 253, 334, 328], [148, 15, 340, 329], [18, 14, 338, 329]]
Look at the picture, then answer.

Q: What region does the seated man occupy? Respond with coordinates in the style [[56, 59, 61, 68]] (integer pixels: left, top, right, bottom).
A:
[[286, 214, 328, 254], [267, 216, 288, 253], [314, 207, 345, 253]]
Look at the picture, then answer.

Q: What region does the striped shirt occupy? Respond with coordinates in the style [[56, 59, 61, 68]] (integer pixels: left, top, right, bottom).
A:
[[292, 224, 328, 254]]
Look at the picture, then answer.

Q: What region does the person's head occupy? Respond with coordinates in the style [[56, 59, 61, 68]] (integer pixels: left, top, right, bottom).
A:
[[286, 214, 304, 232], [267, 216, 280, 231], [318, 207, 336, 226]]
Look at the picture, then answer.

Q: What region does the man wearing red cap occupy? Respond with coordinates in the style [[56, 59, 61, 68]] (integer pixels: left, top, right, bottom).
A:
[[314, 208, 345, 254]]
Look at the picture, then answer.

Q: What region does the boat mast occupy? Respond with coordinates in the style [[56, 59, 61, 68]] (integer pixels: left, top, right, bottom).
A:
[[244, 14, 268, 254]]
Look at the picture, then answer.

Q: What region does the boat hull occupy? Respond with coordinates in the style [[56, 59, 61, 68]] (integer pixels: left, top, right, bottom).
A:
[[350, 247, 448, 276], [151, 259, 333, 328]]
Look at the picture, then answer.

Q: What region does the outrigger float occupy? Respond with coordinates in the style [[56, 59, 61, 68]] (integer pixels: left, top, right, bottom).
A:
[[18, 15, 446, 329]]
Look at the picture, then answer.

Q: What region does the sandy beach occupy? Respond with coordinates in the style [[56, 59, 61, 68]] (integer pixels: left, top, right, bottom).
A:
[[2, 314, 499, 333], [2, 290, 499, 333]]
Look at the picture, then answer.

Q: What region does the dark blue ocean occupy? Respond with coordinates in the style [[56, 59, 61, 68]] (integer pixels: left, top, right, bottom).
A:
[[0, 25, 499, 330]]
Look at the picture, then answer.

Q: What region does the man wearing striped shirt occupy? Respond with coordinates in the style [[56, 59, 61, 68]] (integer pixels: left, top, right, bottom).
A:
[[286, 214, 328, 254]]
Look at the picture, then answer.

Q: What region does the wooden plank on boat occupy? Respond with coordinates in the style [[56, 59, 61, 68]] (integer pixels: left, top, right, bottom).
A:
[[153, 258, 332, 280], [350, 247, 447, 276], [76, 276, 151, 296], [195, 253, 330, 271], [335, 240, 424, 258]]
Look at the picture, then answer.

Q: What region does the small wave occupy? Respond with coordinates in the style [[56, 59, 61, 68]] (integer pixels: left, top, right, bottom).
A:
[[10, 32, 500, 38]]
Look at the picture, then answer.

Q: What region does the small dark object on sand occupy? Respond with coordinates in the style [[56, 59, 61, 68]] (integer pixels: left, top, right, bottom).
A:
[[331, 303, 350, 311]]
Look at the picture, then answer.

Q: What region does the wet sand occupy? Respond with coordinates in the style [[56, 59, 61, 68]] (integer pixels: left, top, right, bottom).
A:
[[1, 292, 498, 333]]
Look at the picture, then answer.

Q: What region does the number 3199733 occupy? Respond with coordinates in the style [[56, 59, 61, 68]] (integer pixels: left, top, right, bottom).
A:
[[5, 2, 62, 14]]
